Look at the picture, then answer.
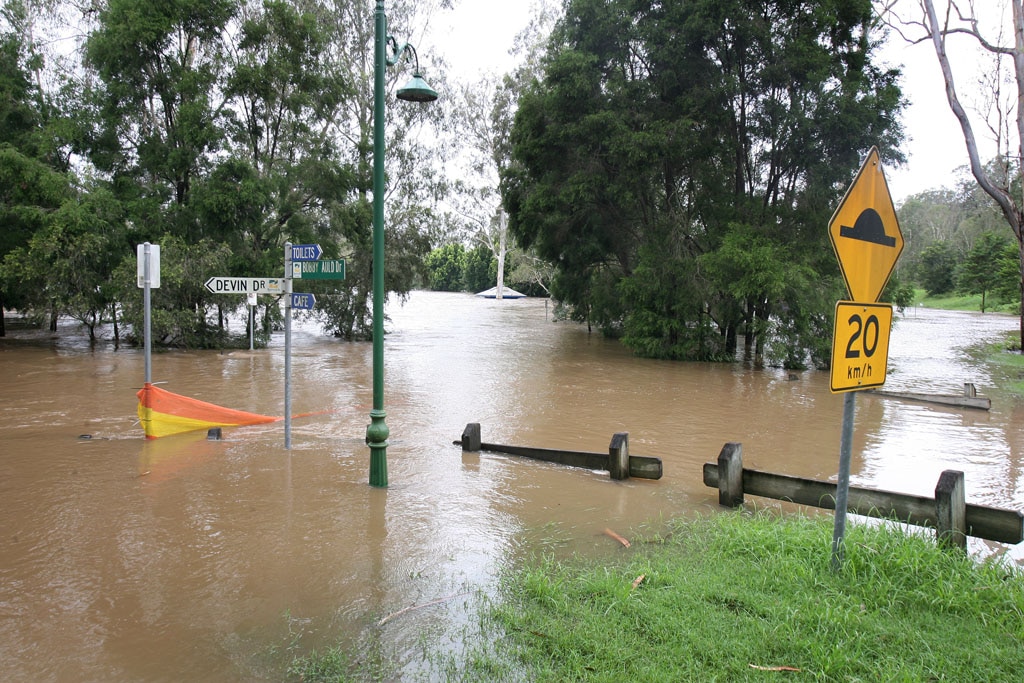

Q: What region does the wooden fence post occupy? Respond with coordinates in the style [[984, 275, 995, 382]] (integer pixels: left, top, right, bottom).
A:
[[717, 442, 744, 508], [935, 470, 967, 551], [461, 423, 481, 452], [609, 433, 629, 480]]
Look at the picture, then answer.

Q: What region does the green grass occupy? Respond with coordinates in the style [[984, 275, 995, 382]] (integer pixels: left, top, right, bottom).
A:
[[481, 512, 1024, 682], [286, 512, 1024, 682], [975, 332, 1024, 397], [913, 287, 1019, 314]]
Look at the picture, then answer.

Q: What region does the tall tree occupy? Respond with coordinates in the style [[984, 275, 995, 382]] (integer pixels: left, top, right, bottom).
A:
[[446, 77, 510, 294], [957, 230, 1013, 311], [306, 0, 447, 339], [505, 0, 904, 365], [215, 0, 356, 335], [0, 7, 72, 336], [84, 0, 236, 218], [882, 0, 1024, 350]]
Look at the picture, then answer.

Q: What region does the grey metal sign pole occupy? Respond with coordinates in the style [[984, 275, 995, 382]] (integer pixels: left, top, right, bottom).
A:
[[831, 391, 856, 570], [143, 243, 152, 385], [284, 242, 292, 450]]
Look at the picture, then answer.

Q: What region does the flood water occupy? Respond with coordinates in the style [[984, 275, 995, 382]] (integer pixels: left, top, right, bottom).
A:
[[2, 292, 1022, 681]]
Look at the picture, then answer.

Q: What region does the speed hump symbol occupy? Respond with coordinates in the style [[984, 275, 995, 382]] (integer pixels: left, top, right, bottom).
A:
[[828, 147, 904, 303], [830, 301, 893, 393]]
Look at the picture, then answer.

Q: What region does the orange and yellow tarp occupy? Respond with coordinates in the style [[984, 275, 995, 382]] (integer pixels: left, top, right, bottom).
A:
[[136, 382, 280, 439]]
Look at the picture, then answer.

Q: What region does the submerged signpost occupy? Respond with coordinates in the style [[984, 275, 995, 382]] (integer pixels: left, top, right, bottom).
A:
[[204, 242, 343, 449], [282, 243, 344, 448], [827, 146, 904, 570], [136, 243, 161, 385]]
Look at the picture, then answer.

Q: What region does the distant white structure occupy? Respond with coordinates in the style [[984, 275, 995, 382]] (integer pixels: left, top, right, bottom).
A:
[[475, 286, 526, 299]]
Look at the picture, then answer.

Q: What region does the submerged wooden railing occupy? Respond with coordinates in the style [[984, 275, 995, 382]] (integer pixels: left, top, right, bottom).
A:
[[868, 382, 991, 410], [703, 443, 1023, 549], [457, 423, 663, 480]]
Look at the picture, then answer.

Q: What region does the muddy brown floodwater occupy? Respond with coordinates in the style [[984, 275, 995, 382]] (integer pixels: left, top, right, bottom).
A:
[[1, 292, 1022, 681]]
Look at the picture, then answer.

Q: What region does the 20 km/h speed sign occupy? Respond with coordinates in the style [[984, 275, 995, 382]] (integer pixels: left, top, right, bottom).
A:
[[830, 301, 893, 393]]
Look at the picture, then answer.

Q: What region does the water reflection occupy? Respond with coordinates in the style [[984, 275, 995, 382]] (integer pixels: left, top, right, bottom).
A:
[[0, 294, 1021, 680]]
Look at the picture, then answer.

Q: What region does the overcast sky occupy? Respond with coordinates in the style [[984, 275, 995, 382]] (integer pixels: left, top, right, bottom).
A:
[[430, 0, 1010, 205]]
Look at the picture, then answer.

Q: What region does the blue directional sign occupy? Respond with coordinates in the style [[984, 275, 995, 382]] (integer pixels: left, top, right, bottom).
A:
[[290, 243, 323, 261], [291, 292, 316, 310]]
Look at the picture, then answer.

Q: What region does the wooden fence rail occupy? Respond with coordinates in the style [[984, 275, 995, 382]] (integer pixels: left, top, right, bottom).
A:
[[457, 423, 663, 480], [703, 443, 1023, 549]]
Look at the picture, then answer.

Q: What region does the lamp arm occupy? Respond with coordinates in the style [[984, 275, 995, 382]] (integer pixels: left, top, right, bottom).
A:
[[385, 35, 421, 72]]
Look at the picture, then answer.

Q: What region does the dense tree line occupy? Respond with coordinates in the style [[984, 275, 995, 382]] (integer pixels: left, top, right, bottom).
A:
[[501, 0, 907, 368], [0, 0, 447, 346], [898, 163, 1022, 313], [3, 0, 945, 371]]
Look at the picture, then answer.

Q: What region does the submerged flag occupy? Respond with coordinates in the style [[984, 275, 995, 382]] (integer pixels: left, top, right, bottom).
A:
[[136, 383, 279, 439]]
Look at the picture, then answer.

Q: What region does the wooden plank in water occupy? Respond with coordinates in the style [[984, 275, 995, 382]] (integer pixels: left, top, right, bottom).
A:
[[869, 390, 991, 410], [454, 440, 663, 480]]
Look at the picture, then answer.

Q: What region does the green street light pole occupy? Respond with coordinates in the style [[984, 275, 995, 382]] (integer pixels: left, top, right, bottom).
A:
[[368, 0, 437, 488]]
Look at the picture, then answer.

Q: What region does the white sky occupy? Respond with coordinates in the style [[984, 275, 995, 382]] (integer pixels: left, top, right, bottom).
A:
[[431, 0, 1012, 204]]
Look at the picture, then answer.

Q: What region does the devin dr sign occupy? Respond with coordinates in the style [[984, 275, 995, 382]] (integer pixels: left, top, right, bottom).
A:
[[204, 277, 283, 294]]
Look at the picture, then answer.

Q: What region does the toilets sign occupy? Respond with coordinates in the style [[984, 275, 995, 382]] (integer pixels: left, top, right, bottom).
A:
[[828, 146, 904, 303]]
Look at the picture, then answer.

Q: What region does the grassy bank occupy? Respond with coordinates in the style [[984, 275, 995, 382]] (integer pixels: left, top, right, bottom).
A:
[[288, 512, 1024, 682], [973, 333, 1024, 397], [913, 287, 1019, 315]]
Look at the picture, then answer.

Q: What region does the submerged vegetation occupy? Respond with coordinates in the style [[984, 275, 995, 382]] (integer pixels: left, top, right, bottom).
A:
[[286, 512, 1024, 682]]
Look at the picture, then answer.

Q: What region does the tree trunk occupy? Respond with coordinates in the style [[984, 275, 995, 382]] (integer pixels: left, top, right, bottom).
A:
[[496, 210, 507, 300], [743, 297, 755, 361], [922, 0, 1024, 352]]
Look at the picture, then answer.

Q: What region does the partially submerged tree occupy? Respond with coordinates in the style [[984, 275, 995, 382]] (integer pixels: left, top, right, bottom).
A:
[[506, 0, 904, 365]]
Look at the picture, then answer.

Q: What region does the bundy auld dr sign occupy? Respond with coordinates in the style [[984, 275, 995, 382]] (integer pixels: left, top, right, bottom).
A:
[[828, 147, 903, 394]]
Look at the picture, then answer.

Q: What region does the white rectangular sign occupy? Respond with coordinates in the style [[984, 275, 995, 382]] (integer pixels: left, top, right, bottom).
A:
[[136, 244, 160, 288], [204, 277, 283, 294]]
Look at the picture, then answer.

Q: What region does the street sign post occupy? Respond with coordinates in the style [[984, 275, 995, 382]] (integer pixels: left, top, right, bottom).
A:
[[290, 243, 323, 261], [828, 147, 904, 303], [830, 301, 893, 393], [204, 277, 284, 294], [292, 259, 345, 280], [826, 147, 904, 572], [290, 293, 316, 310]]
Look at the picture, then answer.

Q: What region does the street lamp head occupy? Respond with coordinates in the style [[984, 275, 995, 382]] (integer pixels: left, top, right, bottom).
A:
[[397, 72, 438, 102]]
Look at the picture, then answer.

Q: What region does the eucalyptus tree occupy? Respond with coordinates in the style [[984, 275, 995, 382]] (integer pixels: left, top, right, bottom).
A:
[[444, 77, 511, 293], [504, 0, 904, 365], [83, 0, 235, 219], [214, 0, 357, 337], [312, 0, 449, 340], [881, 0, 1024, 350]]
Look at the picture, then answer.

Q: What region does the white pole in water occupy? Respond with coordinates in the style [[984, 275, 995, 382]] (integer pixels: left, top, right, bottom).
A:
[[248, 293, 256, 352]]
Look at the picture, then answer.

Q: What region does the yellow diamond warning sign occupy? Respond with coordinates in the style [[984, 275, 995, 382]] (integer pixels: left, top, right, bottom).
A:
[[828, 147, 904, 303]]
